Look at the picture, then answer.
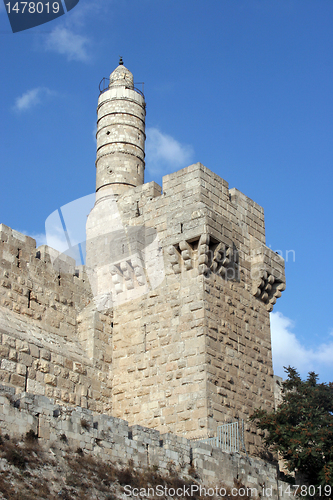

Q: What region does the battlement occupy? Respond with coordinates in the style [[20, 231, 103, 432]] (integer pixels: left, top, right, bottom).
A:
[[117, 163, 283, 299], [0, 224, 90, 329], [0, 225, 114, 413]]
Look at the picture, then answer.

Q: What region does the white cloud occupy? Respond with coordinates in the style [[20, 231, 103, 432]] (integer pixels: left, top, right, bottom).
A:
[[16, 230, 47, 247], [29, 232, 47, 247], [64, 0, 103, 28], [45, 26, 90, 62], [145, 127, 194, 175], [14, 87, 55, 112], [270, 311, 333, 380], [42, 0, 107, 62], [22, 229, 83, 267], [18, 228, 68, 251], [29, 229, 68, 253], [25, 228, 76, 253]]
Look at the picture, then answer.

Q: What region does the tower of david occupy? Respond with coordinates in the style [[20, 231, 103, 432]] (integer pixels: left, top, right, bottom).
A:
[[0, 60, 285, 455]]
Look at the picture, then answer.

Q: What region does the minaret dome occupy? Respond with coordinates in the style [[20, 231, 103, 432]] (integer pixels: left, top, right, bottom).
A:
[[109, 64, 134, 89]]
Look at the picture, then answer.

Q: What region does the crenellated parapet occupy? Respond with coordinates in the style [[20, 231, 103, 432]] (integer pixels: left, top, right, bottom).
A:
[[0, 224, 113, 412], [0, 224, 90, 329]]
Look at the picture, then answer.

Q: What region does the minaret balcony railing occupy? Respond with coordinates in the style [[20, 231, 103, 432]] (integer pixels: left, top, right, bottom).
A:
[[98, 78, 145, 97]]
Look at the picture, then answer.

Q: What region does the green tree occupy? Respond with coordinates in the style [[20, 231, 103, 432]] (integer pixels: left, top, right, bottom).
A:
[[250, 367, 333, 488]]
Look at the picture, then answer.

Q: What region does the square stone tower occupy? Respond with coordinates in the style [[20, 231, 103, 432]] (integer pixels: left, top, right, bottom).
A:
[[85, 61, 286, 451]]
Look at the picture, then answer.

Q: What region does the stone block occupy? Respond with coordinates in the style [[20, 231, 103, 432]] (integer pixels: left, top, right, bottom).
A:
[[73, 362, 86, 375], [0, 345, 9, 358], [40, 349, 51, 361], [10, 373, 25, 388], [29, 344, 40, 358], [64, 358, 73, 370], [8, 349, 17, 362], [0, 370, 11, 383], [1, 359, 16, 373], [16, 340, 30, 353], [39, 361, 50, 373], [2, 335, 16, 348], [16, 363, 27, 376], [18, 352, 33, 367], [44, 374, 57, 386], [26, 379, 45, 395], [69, 372, 80, 383], [51, 354, 64, 366]]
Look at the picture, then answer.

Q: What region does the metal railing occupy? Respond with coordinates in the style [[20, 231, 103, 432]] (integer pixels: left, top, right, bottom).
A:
[[99, 78, 145, 97], [197, 420, 246, 453]]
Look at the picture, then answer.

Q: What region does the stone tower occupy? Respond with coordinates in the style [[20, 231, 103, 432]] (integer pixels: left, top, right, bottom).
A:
[[0, 61, 286, 456], [95, 58, 146, 198], [85, 62, 286, 452]]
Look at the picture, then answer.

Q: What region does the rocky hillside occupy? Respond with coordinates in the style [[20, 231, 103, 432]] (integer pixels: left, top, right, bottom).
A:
[[0, 430, 253, 500]]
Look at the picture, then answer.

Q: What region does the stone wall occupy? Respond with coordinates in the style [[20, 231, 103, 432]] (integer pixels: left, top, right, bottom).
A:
[[0, 224, 89, 328], [0, 385, 290, 500], [0, 224, 113, 412]]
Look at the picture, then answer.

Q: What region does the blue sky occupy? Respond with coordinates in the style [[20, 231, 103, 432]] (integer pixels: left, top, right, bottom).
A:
[[1, 0, 333, 383]]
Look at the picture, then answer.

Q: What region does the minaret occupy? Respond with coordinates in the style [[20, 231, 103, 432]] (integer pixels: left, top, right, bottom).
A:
[[86, 60, 147, 311], [95, 58, 146, 197]]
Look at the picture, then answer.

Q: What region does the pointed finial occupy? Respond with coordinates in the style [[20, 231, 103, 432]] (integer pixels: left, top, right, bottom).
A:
[[119, 56, 124, 65]]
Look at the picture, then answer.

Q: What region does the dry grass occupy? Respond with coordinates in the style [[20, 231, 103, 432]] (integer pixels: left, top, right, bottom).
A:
[[0, 432, 258, 500]]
